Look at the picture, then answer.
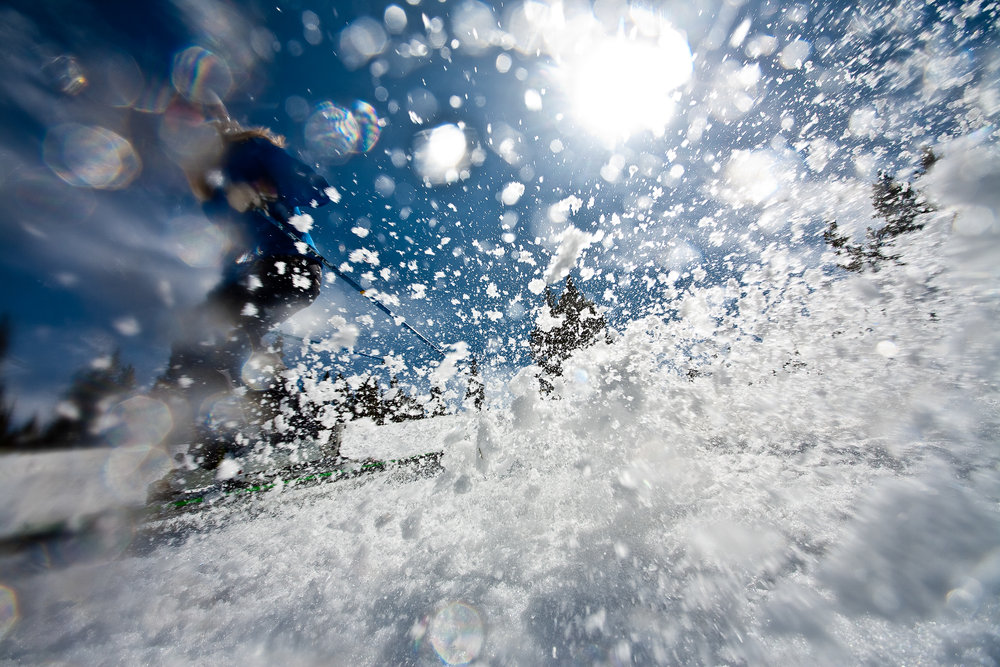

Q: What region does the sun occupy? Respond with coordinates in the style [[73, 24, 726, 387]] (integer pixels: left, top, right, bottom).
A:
[[562, 28, 693, 143]]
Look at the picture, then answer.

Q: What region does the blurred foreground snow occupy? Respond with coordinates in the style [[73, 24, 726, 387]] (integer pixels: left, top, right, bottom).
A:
[[1, 143, 999, 665]]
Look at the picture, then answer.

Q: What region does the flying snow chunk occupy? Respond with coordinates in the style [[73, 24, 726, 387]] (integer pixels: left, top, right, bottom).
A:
[[352, 226, 370, 238], [528, 278, 546, 294], [215, 457, 241, 480], [338, 17, 388, 70], [288, 212, 314, 233], [383, 4, 407, 34], [325, 186, 342, 203], [805, 137, 837, 173], [548, 195, 584, 223], [113, 316, 140, 336], [524, 89, 542, 111], [430, 341, 469, 388], [534, 306, 564, 332], [779, 39, 811, 69], [349, 248, 380, 265], [545, 226, 594, 284], [730, 19, 751, 47], [501, 182, 525, 206], [312, 315, 359, 351], [876, 340, 899, 358]]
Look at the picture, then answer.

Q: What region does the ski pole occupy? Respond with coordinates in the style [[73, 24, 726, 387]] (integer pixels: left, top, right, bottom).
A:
[[274, 331, 385, 361], [266, 210, 448, 359]]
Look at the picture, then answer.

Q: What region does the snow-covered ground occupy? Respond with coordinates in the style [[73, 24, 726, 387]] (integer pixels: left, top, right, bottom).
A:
[[2, 145, 1000, 665]]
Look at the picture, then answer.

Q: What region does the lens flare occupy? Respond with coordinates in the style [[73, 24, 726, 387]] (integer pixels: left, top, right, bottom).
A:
[[103, 444, 173, 502], [338, 17, 388, 70], [42, 55, 87, 95], [0, 586, 17, 640], [159, 100, 223, 164], [50, 514, 138, 565], [241, 352, 284, 391], [102, 396, 174, 448], [171, 214, 227, 267], [428, 601, 484, 665], [305, 102, 361, 161], [43, 124, 141, 190], [171, 46, 233, 103], [350, 100, 382, 152], [202, 392, 246, 430]]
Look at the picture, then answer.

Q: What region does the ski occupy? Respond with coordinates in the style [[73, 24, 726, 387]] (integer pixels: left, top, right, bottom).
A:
[[146, 451, 444, 518]]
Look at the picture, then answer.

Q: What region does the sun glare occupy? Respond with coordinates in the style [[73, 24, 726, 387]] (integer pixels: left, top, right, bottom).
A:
[[564, 28, 692, 143]]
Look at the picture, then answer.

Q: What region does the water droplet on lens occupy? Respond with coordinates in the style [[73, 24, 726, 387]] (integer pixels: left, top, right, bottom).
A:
[[429, 601, 484, 665]]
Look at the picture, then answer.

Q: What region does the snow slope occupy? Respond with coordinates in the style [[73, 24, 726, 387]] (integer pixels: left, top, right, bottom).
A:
[[1, 145, 1000, 665]]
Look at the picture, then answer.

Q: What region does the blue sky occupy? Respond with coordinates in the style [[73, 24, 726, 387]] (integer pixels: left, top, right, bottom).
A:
[[0, 0, 995, 420]]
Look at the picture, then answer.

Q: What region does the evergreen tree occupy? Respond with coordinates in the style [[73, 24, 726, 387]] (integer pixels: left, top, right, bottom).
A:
[[426, 385, 448, 417], [0, 315, 31, 451], [330, 373, 355, 423], [386, 376, 425, 422], [464, 358, 485, 411], [824, 157, 936, 273], [353, 373, 387, 424], [529, 276, 608, 394], [43, 350, 136, 447]]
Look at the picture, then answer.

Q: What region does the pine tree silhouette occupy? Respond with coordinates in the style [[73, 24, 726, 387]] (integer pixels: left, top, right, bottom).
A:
[[824, 156, 936, 272], [43, 350, 136, 448], [0, 315, 26, 451], [386, 375, 425, 422], [353, 373, 387, 424], [529, 277, 608, 394]]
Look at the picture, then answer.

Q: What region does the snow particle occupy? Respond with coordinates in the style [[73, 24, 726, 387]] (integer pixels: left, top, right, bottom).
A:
[[876, 340, 899, 358], [500, 181, 525, 206], [113, 316, 141, 336]]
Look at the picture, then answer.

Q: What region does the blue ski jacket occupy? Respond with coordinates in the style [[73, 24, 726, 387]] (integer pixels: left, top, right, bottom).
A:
[[201, 136, 332, 282]]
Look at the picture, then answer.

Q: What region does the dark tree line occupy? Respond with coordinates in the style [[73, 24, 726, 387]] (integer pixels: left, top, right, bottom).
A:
[[824, 152, 937, 272], [243, 364, 482, 459], [1, 316, 488, 456], [340, 360, 485, 424], [0, 315, 37, 450], [0, 316, 137, 452]]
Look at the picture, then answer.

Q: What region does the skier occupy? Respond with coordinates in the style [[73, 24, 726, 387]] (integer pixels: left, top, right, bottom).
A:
[[157, 101, 334, 468]]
